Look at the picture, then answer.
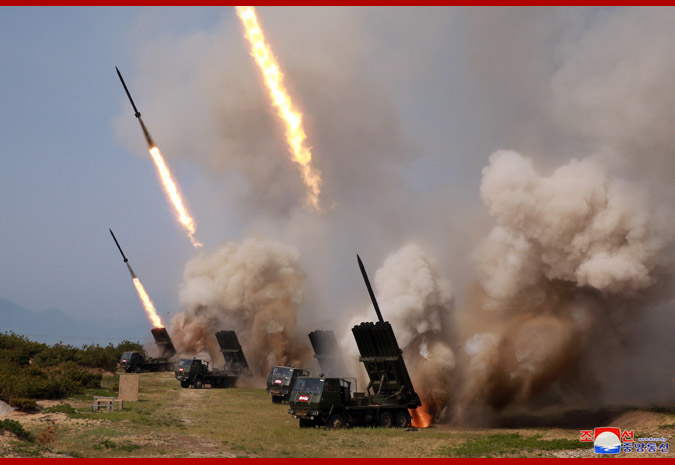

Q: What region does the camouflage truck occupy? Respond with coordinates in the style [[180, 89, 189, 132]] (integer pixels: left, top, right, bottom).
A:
[[266, 366, 311, 403], [119, 351, 172, 373], [175, 330, 249, 389], [287, 255, 421, 428], [119, 327, 176, 373]]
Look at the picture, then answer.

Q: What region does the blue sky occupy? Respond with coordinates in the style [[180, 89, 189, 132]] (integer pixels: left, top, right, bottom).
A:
[[0, 7, 234, 333]]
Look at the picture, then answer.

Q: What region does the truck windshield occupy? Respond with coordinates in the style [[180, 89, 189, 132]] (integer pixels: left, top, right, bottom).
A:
[[293, 378, 324, 394], [121, 352, 133, 360], [271, 366, 292, 379], [177, 359, 193, 369]]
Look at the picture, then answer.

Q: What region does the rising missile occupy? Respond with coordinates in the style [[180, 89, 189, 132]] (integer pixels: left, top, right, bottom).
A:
[[115, 66, 155, 147], [109, 228, 136, 279], [115, 66, 141, 118], [357, 254, 384, 324]]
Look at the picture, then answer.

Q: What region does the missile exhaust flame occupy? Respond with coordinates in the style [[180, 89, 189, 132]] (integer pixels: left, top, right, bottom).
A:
[[235, 6, 322, 210], [410, 402, 432, 428], [148, 146, 202, 248], [115, 67, 202, 248], [132, 276, 164, 329], [109, 228, 164, 329]]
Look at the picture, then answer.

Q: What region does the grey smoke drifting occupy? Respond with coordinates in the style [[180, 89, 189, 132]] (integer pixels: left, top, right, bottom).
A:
[[169, 238, 312, 382]]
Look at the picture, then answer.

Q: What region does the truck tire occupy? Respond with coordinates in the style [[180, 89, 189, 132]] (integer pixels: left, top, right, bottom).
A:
[[193, 378, 204, 389], [378, 411, 394, 428], [134, 366, 142, 374], [180, 380, 190, 388], [327, 413, 346, 429], [271, 395, 283, 404], [394, 410, 411, 428]]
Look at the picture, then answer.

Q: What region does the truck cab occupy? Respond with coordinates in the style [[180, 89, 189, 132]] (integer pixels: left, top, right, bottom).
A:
[[119, 351, 144, 373], [175, 358, 207, 388], [266, 366, 310, 403], [288, 377, 354, 428]]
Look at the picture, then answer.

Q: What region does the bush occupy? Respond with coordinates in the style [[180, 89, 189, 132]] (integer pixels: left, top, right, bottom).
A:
[[0, 419, 34, 442], [44, 403, 76, 414], [9, 398, 37, 411], [0, 334, 141, 402]]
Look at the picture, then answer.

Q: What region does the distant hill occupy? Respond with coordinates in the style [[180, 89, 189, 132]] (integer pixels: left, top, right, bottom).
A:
[[0, 298, 151, 346]]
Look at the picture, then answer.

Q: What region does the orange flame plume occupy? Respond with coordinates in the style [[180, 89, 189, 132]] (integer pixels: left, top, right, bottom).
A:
[[132, 276, 164, 328], [148, 146, 202, 248], [410, 401, 433, 428], [235, 5, 322, 210]]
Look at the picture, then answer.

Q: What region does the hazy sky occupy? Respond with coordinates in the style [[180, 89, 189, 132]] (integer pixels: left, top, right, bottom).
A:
[[0, 6, 483, 336], [0, 7, 228, 328], [3, 6, 672, 347]]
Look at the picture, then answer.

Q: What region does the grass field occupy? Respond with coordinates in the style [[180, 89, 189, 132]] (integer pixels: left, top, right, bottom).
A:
[[1, 372, 672, 458]]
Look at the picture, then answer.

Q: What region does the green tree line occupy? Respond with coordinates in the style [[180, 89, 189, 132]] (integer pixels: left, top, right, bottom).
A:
[[0, 332, 142, 404]]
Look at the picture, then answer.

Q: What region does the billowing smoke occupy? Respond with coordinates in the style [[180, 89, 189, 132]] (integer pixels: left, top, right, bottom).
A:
[[341, 244, 455, 421], [169, 238, 312, 382], [453, 149, 673, 423], [113, 7, 675, 424]]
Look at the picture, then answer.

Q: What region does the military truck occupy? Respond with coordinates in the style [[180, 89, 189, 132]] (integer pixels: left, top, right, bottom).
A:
[[119, 327, 176, 373], [175, 358, 238, 388], [287, 255, 421, 428], [175, 330, 249, 389], [119, 351, 172, 373], [266, 366, 311, 403]]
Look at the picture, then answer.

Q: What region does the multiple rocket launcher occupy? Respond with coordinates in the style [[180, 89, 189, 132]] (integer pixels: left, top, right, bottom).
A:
[[110, 68, 420, 417]]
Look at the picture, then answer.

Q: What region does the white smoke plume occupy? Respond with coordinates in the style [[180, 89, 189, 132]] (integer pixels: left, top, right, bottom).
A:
[[169, 238, 312, 383], [341, 244, 455, 420]]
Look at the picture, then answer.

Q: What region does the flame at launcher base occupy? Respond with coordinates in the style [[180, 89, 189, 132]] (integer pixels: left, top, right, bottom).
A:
[[410, 402, 433, 428], [148, 146, 202, 248], [132, 276, 164, 329], [235, 5, 322, 211]]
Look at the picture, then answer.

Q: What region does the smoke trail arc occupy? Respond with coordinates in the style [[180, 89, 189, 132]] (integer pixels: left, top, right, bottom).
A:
[[235, 5, 322, 211]]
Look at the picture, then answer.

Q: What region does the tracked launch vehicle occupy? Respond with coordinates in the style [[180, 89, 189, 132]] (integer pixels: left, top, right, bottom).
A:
[[119, 327, 176, 373], [287, 255, 421, 428], [175, 330, 249, 388]]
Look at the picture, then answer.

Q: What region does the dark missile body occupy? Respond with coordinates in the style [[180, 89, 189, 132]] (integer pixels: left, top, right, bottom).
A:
[[109, 228, 136, 279], [357, 254, 384, 323], [115, 66, 141, 118], [109, 228, 128, 263], [115, 66, 155, 147]]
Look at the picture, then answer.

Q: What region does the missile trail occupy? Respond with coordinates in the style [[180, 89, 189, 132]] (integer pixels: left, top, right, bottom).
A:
[[108, 228, 164, 328], [115, 67, 201, 248], [235, 6, 322, 210]]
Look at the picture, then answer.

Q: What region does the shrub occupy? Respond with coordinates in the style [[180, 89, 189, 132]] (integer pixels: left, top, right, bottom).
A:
[[44, 403, 76, 414], [0, 418, 34, 442], [9, 398, 37, 411]]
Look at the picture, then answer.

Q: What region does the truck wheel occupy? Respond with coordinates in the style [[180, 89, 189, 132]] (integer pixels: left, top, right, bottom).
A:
[[271, 395, 283, 404], [193, 378, 204, 389], [378, 411, 394, 428], [134, 366, 142, 374], [180, 380, 190, 388], [327, 413, 346, 429], [395, 410, 411, 428]]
